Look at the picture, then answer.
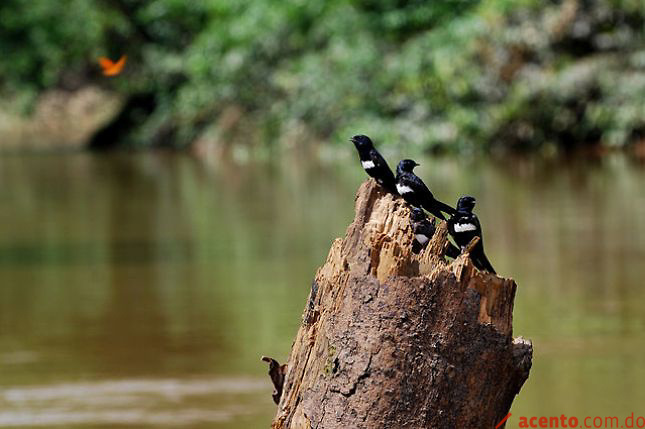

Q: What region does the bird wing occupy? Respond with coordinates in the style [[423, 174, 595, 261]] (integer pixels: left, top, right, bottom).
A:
[[369, 150, 394, 177], [471, 214, 483, 237], [469, 215, 496, 273], [369, 150, 397, 192], [408, 173, 433, 197]]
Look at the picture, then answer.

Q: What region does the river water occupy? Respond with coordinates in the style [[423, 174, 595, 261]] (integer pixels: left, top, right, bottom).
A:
[[0, 151, 643, 428]]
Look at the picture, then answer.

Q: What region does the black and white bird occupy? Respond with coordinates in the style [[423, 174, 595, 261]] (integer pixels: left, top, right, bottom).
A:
[[410, 208, 436, 254], [395, 159, 455, 220], [447, 196, 496, 274], [350, 135, 397, 193]]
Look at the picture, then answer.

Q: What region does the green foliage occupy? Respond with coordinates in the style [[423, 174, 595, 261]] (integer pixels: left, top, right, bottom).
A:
[[0, 0, 643, 151], [0, 1, 102, 94]]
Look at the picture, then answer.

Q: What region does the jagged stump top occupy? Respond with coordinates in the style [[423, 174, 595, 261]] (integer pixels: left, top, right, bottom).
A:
[[322, 180, 515, 334]]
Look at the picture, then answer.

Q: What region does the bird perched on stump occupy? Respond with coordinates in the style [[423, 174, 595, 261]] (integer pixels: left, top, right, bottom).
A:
[[350, 135, 397, 194], [396, 159, 456, 220], [410, 208, 436, 254], [447, 196, 496, 274]]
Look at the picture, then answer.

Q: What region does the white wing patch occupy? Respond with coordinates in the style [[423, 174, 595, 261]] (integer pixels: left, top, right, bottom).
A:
[[361, 160, 376, 169], [415, 234, 429, 244], [454, 223, 477, 233], [396, 184, 414, 194]]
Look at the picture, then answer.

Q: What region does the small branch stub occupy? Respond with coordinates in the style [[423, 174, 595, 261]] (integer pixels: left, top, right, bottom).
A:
[[464, 235, 481, 254], [262, 356, 288, 405]]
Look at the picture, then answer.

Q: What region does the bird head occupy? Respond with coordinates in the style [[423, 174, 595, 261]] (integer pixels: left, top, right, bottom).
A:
[[350, 135, 373, 150], [397, 159, 419, 174], [456, 195, 476, 212], [410, 207, 427, 222]]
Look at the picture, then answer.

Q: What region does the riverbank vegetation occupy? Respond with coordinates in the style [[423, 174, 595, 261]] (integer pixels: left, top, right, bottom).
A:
[[1, 0, 643, 153]]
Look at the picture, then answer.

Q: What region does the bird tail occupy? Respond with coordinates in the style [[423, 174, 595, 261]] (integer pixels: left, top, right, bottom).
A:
[[384, 178, 399, 195], [475, 251, 496, 274], [435, 199, 456, 216], [427, 208, 446, 221]]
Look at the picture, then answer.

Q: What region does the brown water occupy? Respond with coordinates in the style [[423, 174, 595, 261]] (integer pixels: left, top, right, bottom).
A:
[[0, 152, 643, 428]]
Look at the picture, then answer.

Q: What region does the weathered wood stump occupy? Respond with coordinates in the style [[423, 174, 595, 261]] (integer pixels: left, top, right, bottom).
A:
[[269, 180, 532, 428]]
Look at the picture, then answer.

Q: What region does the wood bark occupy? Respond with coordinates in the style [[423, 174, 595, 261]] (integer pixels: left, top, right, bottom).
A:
[[270, 180, 532, 429]]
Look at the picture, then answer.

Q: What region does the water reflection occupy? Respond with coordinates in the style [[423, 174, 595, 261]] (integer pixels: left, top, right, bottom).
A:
[[0, 151, 643, 427], [0, 378, 267, 427]]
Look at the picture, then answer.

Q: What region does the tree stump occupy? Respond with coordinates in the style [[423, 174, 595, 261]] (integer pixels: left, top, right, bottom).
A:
[[269, 180, 532, 429]]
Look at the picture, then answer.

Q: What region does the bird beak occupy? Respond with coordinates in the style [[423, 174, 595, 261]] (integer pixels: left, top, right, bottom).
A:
[[415, 162, 420, 166]]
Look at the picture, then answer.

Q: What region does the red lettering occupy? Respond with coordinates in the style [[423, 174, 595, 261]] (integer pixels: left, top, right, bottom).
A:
[[515, 414, 640, 428]]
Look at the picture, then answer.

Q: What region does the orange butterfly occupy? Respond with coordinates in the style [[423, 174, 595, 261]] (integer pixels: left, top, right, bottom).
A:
[[99, 55, 127, 76]]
